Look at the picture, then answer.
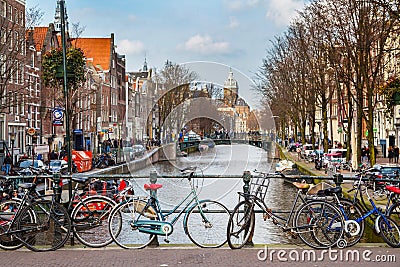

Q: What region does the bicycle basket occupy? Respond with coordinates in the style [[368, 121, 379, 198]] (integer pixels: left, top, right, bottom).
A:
[[249, 173, 271, 200]]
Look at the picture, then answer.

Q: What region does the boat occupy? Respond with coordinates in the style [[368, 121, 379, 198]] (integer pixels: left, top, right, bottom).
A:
[[275, 159, 294, 172], [199, 144, 209, 152]]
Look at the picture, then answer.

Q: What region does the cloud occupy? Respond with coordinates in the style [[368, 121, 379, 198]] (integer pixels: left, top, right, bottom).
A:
[[180, 35, 230, 55], [229, 16, 239, 28], [117, 39, 145, 55], [266, 0, 305, 26], [226, 0, 259, 10], [128, 14, 137, 21]]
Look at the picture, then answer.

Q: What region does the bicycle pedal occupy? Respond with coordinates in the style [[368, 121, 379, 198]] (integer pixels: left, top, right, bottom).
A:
[[164, 239, 170, 243], [263, 209, 272, 221]]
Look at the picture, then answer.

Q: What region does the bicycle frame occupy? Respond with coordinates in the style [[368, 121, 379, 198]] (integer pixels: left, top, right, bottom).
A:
[[0, 187, 59, 241], [340, 174, 395, 233], [132, 179, 209, 235], [240, 186, 309, 232]]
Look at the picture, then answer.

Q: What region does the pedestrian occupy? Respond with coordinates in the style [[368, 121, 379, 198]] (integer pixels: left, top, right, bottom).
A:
[[296, 146, 302, 161], [394, 146, 399, 164], [3, 154, 12, 175], [388, 146, 393, 163]]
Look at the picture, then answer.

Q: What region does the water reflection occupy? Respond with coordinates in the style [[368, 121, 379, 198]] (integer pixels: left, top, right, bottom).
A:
[[126, 144, 300, 245]]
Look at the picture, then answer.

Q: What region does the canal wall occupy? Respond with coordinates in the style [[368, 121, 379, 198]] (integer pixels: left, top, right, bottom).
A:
[[88, 143, 176, 175]]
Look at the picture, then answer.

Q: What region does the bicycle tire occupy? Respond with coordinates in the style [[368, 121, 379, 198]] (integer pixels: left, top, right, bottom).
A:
[[71, 195, 116, 248], [294, 200, 344, 249], [185, 200, 230, 248], [378, 216, 400, 248], [0, 198, 33, 250], [338, 198, 365, 247], [388, 201, 400, 231], [109, 198, 156, 249], [17, 200, 71, 252], [227, 200, 255, 249]]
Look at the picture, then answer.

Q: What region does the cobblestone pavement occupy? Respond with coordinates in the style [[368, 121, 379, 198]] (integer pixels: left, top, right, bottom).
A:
[[0, 245, 399, 267]]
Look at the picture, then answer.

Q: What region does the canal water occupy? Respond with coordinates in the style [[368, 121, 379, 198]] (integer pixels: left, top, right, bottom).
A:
[[125, 144, 300, 245]]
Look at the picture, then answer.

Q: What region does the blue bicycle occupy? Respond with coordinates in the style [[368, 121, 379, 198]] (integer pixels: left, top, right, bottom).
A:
[[315, 172, 400, 248], [108, 167, 230, 248]]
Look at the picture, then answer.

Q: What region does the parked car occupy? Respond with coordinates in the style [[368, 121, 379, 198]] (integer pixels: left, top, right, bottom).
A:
[[46, 160, 68, 174], [132, 145, 146, 158], [14, 159, 46, 173], [368, 164, 400, 179], [300, 144, 315, 159], [122, 147, 135, 161], [287, 143, 301, 152]]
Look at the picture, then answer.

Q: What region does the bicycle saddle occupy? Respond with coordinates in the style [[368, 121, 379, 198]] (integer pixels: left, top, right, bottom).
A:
[[318, 186, 342, 196], [386, 185, 400, 194], [292, 182, 310, 189], [144, 183, 162, 190]]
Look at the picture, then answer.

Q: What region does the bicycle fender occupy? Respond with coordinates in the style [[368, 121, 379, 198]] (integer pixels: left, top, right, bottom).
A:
[[374, 215, 381, 234], [183, 199, 212, 235]]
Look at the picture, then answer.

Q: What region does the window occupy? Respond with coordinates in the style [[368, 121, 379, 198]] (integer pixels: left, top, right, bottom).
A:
[[7, 4, 11, 20], [0, 1, 5, 17]]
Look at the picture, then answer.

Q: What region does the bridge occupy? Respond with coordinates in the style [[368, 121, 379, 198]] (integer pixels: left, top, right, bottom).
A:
[[178, 139, 265, 154]]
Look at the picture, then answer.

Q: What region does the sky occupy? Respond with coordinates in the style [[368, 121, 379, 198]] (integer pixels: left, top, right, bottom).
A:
[[26, 0, 309, 109]]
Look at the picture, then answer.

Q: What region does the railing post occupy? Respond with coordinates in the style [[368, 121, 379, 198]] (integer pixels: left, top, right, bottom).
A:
[[148, 170, 159, 247], [53, 173, 61, 203], [242, 171, 254, 247], [333, 173, 343, 192]]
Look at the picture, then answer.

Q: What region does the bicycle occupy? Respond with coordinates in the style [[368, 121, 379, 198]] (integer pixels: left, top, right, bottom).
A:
[[108, 166, 230, 249], [0, 177, 71, 252], [62, 176, 135, 248], [227, 171, 345, 249], [0, 176, 134, 250], [316, 172, 400, 248]]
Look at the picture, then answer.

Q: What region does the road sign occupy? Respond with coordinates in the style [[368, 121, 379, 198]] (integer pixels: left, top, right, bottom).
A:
[[35, 145, 49, 154], [27, 128, 36, 136]]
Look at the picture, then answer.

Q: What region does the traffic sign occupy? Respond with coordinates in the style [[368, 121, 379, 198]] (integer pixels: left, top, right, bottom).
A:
[[27, 128, 36, 136]]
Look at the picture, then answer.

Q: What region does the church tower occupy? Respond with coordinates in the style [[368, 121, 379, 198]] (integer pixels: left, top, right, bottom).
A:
[[54, 0, 69, 33], [223, 69, 239, 107]]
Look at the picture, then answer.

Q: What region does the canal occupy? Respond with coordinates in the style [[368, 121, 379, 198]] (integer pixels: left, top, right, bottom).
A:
[[125, 144, 300, 245]]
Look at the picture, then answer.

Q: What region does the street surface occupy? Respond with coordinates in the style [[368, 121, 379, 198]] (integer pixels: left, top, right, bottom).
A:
[[0, 245, 398, 267]]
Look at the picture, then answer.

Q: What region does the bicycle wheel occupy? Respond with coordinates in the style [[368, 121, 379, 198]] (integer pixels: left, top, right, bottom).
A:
[[378, 216, 400, 248], [109, 198, 156, 249], [338, 198, 365, 247], [388, 201, 400, 230], [0, 199, 32, 250], [185, 200, 230, 248], [71, 195, 116, 248], [16, 200, 71, 252], [227, 200, 255, 249], [295, 200, 344, 249]]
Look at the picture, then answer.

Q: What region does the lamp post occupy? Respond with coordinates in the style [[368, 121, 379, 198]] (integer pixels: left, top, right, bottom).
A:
[[9, 132, 15, 165]]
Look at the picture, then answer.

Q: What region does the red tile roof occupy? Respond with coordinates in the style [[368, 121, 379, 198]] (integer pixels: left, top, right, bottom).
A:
[[29, 27, 48, 51], [72, 38, 112, 70]]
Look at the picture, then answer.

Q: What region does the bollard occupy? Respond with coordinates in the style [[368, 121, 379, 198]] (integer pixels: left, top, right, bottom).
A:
[[148, 170, 159, 247], [242, 171, 254, 247], [53, 173, 61, 203]]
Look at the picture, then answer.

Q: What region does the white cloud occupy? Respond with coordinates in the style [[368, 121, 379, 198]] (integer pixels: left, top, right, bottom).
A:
[[229, 16, 239, 28], [180, 35, 230, 55], [128, 14, 137, 21], [226, 0, 259, 10], [117, 39, 145, 55], [266, 0, 305, 26]]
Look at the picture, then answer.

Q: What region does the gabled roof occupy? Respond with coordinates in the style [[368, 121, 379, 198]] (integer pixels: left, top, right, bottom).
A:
[[28, 27, 48, 51], [71, 38, 112, 71]]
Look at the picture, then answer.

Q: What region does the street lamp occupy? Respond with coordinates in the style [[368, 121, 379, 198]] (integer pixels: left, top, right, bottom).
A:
[[9, 132, 15, 165]]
